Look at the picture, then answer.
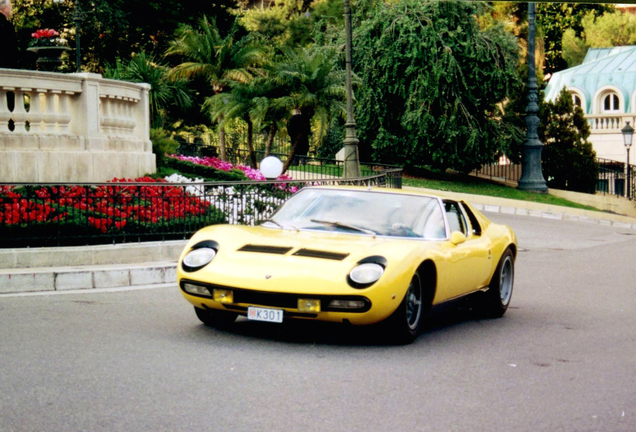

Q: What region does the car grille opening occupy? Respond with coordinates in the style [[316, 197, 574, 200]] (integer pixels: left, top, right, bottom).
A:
[[185, 281, 371, 313], [238, 244, 293, 255], [292, 248, 349, 260]]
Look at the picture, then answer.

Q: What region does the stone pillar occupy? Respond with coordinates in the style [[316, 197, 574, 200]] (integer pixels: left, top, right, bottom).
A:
[[70, 72, 107, 151]]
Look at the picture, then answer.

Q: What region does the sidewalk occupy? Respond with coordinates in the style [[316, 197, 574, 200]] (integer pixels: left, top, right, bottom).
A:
[[2, 189, 635, 296]]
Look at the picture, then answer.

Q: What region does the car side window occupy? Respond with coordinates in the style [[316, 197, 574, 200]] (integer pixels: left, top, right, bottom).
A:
[[444, 201, 468, 236], [414, 199, 446, 239], [460, 201, 482, 236]]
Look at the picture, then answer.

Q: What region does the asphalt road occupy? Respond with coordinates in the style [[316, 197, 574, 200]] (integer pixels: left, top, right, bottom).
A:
[[1, 213, 635, 432]]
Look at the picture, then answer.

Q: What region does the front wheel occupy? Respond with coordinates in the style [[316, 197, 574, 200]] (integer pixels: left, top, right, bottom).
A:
[[384, 272, 425, 344], [194, 307, 237, 327], [482, 248, 515, 318]]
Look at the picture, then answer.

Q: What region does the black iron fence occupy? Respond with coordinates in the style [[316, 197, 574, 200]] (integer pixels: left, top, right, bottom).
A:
[[471, 161, 522, 185], [175, 136, 290, 166], [1, 173, 400, 248], [174, 142, 403, 187], [472, 158, 636, 199], [596, 158, 635, 198]]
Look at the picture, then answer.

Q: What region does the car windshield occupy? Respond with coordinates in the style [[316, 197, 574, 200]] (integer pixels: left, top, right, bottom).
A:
[[267, 188, 447, 239]]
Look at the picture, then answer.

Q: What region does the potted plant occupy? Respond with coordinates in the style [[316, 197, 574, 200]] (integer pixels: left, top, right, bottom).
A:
[[26, 29, 71, 71]]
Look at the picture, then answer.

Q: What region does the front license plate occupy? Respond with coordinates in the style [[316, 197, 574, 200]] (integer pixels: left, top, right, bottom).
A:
[[247, 307, 284, 323]]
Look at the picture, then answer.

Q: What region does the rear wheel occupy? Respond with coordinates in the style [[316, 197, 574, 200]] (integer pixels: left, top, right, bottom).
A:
[[482, 248, 514, 318], [194, 307, 237, 327], [385, 272, 425, 344]]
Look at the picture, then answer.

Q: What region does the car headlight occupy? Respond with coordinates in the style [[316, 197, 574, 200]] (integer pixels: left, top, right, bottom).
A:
[[183, 248, 216, 268], [350, 263, 384, 284], [181, 240, 220, 272], [347, 256, 387, 289]]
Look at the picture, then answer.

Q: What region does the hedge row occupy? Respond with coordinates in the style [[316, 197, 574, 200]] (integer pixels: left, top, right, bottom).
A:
[[163, 158, 248, 182]]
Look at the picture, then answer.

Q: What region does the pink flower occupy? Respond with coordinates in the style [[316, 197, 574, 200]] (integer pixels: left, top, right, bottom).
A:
[[32, 29, 59, 39]]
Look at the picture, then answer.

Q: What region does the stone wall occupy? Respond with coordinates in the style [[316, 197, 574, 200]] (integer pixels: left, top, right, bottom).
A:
[[0, 69, 155, 182]]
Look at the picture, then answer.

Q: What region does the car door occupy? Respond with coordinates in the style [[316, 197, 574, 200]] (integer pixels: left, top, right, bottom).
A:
[[441, 200, 492, 299]]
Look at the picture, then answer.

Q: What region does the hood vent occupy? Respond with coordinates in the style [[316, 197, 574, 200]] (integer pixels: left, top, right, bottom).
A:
[[238, 244, 293, 255], [292, 248, 349, 261]]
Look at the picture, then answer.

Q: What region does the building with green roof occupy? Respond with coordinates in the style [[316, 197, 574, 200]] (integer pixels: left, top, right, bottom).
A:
[[545, 46, 636, 166]]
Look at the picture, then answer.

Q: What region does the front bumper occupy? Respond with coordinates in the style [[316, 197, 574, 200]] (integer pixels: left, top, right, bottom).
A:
[[179, 279, 390, 325]]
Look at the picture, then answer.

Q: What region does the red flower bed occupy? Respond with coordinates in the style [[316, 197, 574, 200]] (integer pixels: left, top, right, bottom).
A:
[[0, 177, 219, 237]]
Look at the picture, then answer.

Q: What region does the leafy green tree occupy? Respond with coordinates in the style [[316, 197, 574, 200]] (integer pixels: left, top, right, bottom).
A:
[[354, 0, 521, 173], [561, 28, 589, 68], [562, 10, 636, 68], [582, 10, 636, 48], [249, 77, 290, 159], [105, 52, 192, 129], [539, 87, 598, 194], [238, 0, 313, 48], [537, 2, 612, 74], [13, 0, 236, 72], [204, 80, 267, 168], [166, 17, 268, 161], [237, 0, 349, 49], [149, 128, 180, 168], [269, 46, 347, 173]]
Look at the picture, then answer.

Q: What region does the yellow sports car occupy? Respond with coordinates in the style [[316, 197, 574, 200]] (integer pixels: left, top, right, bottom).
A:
[[177, 186, 517, 343]]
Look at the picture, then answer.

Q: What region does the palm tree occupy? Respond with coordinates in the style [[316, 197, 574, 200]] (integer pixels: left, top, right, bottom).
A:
[[249, 76, 290, 159], [166, 17, 268, 161], [204, 81, 262, 168], [105, 52, 192, 129], [269, 47, 348, 173]]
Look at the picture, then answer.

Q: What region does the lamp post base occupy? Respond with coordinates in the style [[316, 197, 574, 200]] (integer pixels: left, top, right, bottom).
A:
[[518, 179, 548, 193]]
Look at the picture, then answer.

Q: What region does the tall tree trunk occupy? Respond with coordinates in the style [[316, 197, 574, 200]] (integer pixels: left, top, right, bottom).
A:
[[264, 124, 277, 158], [245, 114, 257, 168], [213, 86, 227, 161], [282, 111, 312, 174], [282, 134, 301, 175], [218, 114, 227, 161]]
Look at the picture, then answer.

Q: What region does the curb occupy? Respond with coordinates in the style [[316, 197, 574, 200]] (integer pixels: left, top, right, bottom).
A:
[[0, 261, 177, 295]]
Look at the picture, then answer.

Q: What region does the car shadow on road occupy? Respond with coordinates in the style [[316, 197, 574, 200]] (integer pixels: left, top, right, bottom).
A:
[[190, 298, 492, 347]]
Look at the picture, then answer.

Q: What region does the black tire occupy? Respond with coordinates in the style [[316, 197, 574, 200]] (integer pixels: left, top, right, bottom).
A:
[[194, 307, 237, 327], [384, 272, 426, 344], [482, 248, 515, 318]]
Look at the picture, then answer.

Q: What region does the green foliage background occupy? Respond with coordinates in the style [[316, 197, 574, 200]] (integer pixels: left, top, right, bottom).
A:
[[539, 88, 599, 194], [10, 0, 610, 188], [354, 0, 521, 173]]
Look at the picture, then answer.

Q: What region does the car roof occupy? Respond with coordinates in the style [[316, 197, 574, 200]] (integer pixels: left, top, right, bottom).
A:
[[304, 185, 457, 201]]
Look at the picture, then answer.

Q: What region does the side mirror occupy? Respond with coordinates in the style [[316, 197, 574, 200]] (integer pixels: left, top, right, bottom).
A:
[[450, 231, 467, 245]]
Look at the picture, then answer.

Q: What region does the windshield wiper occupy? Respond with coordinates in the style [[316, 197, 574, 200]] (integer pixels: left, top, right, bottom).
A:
[[310, 219, 376, 237], [261, 219, 298, 232]]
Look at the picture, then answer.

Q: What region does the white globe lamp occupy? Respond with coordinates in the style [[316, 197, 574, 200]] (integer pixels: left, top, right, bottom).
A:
[[260, 156, 283, 179]]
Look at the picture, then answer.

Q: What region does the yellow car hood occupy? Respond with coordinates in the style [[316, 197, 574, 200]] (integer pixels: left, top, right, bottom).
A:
[[179, 225, 424, 294]]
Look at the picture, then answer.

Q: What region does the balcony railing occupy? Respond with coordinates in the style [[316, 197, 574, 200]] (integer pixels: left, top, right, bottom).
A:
[[586, 113, 636, 133]]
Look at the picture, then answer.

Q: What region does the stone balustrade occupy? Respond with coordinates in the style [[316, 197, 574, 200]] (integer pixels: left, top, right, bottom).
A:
[[0, 68, 155, 182], [587, 113, 636, 133]]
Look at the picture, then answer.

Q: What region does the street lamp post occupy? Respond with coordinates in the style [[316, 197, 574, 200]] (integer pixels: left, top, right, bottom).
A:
[[342, 0, 360, 179], [622, 121, 634, 199], [517, 2, 548, 193], [53, 0, 85, 72]]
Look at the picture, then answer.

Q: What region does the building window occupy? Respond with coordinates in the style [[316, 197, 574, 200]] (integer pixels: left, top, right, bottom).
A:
[[573, 94, 582, 108], [603, 93, 620, 112]]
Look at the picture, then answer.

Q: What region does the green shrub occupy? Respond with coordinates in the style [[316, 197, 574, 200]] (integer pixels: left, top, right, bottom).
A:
[[540, 87, 599, 194], [150, 128, 180, 168], [163, 158, 248, 182]]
